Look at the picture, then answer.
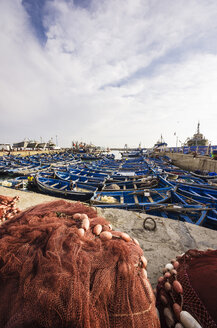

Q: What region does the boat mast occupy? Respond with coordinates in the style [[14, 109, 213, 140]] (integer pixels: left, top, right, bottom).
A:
[[197, 122, 200, 134]]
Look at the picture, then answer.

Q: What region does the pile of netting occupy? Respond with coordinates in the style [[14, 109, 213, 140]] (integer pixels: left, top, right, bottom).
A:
[[0, 200, 160, 328], [0, 195, 20, 223], [156, 249, 217, 328]]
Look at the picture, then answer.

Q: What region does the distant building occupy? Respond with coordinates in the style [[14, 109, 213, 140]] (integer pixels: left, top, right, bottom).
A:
[[26, 141, 38, 150], [13, 140, 28, 149], [185, 123, 208, 147], [0, 143, 11, 151], [12, 138, 57, 150], [36, 142, 47, 150]]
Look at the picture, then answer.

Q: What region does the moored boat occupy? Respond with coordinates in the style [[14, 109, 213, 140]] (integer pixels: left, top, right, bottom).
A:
[[90, 187, 172, 209], [35, 176, 97, 201]]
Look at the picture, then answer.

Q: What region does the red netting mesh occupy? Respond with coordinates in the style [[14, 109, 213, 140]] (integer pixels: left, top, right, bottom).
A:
[[156, 249, 217, 328], [0, 195, 20, 223], [0, 199, 160, 328]]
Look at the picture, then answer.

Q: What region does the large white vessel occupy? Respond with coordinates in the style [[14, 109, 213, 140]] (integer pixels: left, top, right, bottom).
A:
[[185, 123, 208, 147]]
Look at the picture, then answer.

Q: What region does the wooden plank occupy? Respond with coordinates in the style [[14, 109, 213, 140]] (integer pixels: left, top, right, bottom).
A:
[[134, 184, 137, 190], [134, 194, 139, 204], [50, 183, 59, 188], [204, 192, 217, 200], [120, 196, 124, 204], [123, 185, 126, 190], [59, 185, 68, 190], [148, 196, 154, 203]]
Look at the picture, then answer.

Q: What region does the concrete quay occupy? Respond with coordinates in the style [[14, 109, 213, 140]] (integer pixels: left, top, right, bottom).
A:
[[164, 152, 217, 172], [0, 186, 216, 288]]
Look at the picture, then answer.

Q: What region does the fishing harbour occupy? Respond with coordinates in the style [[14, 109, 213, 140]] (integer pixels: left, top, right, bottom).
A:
[[1, 149, 217, 230]]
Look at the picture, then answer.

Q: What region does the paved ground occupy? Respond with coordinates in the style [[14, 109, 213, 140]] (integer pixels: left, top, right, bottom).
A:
[[1, 186, 217, 287]]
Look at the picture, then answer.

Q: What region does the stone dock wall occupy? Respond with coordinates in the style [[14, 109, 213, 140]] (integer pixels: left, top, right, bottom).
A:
[[164, 152, 217, 172], [0, 186, 216, 288]]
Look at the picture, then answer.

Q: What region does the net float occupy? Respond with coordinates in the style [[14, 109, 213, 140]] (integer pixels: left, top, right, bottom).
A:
[[158, 276, 164, 283], [164, 272, 171, 279], [73, 213, 81, 219], [173, 303, 181, 320], [173, 261, 179, 269], [120, 232, 131, 242], [133, 238, 140, 245], [160, 294, 168, 305], [180, 311, 202, 328], [141, 268, 147, 279], [102, 225, 110, 231], [77, 228, 85, 238], [164, 281, 172, 292], [82, 218, 90, 231], [163, 307, 175, 328], [100, 231, 113, 241], [80, 213, 89, 220], [165, 263, 174, 271], [171, 269, 177, 275], [173, 280, 183, 294], [174, 323, 184, 328], [141, 255, 148, 268], [93, 224, 102, 235]]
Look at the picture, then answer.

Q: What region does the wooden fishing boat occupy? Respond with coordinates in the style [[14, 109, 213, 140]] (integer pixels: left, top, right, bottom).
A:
[[68, 168, 109, 180], [165, 173, 208, 185], [145, 203, 217, 229], [142, 189, 217, 230], [55, 171, 104, 188], [90, 187, 172, 209], [101, 177, 160, 191], [0, 176, 29, 190], [175, 183, 217, 207], [35, 176, 97, 201], [190, 170, 217, 180]]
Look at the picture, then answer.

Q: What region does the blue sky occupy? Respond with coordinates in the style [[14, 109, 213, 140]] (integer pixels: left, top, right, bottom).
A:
[[1, 0, 217, 148]]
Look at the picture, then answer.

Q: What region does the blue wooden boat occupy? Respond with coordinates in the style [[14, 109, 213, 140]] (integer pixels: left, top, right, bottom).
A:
[[190, 170, 217, 180], [102, 177, 162, 191], [166, 174, 208, 185], [175, 183, 217, 206], [0, 176, 29, 189], [144, 203, 217, 229], [35, 176, 97, 201], [68, 168, 109, 180], [90, 187, 172, 209], [121, 150, 143, 158], [55, 171, 104, 188]]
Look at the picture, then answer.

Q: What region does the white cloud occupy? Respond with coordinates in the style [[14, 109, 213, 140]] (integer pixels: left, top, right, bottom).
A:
[[1, 0, 217, 147]]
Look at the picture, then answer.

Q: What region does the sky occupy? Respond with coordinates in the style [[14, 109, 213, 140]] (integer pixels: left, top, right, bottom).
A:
[[1, 0, 217, 148]]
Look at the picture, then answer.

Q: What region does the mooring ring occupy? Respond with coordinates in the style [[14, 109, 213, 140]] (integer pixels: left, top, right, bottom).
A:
[[143, 217, 156, 231]]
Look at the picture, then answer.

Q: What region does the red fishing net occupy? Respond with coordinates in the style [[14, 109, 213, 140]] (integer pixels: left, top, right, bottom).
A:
[[156, 249, 217, 328], [0, 199, 160, 328], [0, 195, 20, 223]]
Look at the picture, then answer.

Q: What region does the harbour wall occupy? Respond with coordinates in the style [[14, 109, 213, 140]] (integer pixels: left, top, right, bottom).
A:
[[164, 152, 217, 172], [0, 150, 61, 157]]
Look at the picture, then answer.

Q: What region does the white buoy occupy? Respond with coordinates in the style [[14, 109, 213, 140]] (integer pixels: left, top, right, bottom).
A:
[[165, 263, 174, 271], [180, 311, 202, 328]]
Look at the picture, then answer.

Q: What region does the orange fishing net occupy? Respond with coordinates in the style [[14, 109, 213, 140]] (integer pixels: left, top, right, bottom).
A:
[[0, 200, 160, 328]]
